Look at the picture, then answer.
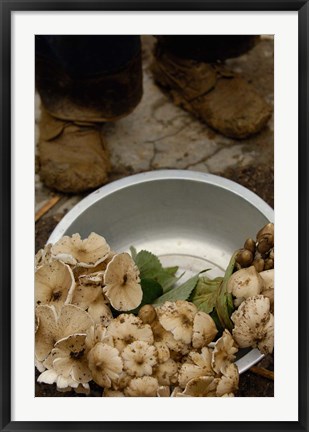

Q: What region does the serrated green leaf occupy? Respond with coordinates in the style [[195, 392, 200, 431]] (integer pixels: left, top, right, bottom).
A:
[[215, 252, 237, 331], [191, 276, 223, 314], [152, 273, 201, 306], [164, 266, 179, 276], [156, 268, 184, 293], [130, 246, 137, 260], [128, 278, 163, 314], [134, 250, 163, 279]]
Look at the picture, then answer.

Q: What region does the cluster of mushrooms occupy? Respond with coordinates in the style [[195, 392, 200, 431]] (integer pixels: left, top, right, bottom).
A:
[[35, 225, 274, 397]]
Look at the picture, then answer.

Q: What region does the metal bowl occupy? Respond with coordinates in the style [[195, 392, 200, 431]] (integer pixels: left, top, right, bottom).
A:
[[48, 170, 273, 373]]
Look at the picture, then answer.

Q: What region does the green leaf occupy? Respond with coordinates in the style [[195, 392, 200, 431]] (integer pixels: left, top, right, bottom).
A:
[[130, 246, 137, 260], [128, 278, 163, 314], [191, 276, 223, 314], [132, 250, 182, 292], [156, 267, 184, 293], [164, 266, 179, 276], [152, 273, 202, 306], [134, 250, 163, 279], [215, 252, 237, 331]]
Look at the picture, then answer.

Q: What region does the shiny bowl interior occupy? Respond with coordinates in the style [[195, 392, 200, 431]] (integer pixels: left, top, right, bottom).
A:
[[48, 170, 274, 373]]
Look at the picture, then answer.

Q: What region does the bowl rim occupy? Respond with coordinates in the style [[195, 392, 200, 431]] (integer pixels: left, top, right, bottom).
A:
[[48, 169, 274, 244]]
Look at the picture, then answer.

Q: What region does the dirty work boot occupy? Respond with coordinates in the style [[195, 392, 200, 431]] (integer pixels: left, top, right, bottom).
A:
[[36, 36, 143, 192], [151, 37, 272, 139], [38, 107, 110, 193]]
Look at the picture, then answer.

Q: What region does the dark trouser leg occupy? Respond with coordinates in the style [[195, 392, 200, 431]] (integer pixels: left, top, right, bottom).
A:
[[36, 36, 143, 193]]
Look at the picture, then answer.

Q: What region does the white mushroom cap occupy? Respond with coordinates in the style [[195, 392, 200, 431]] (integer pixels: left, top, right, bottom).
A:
[[72, 284, 103, 310], [85, 324, 114, 350], [38, 369, 80, 390], [73, 261, 107, 281], [71, 282, 113, 325], [35, 260, 75, 312], [227, 266, 264, 299], [178, 376, 219, 397], [157, 386, 170, 397], [87, 296, 113, 327], [260, 269, 274, 291], [103, 253, 142, 311], [231, 295, 274, 354], [260, 269, 274, 311], [151, 320, 190, 355], [216, 363, 239, 397], [111, 372, 132, 391], [88, 342, 123, 388], [51, 232, 110, 268], [35, 304, 94, 363], [124, 376, 159, 397], [192, 311, 218, 349], [78, 271, 105, 286], [122, 340, 157, 377], [154, 341, 170, 363], [153, 358, 179, 386], [178, 347, 214, 388], [156, 300, 198, 344], [35, 305, 58, 362], [35, 243, 53, 270], [106, 314, 154, 353], [103, 389, 125, 397], [51, 334, 92, 383], [212, 329, 238, 374]]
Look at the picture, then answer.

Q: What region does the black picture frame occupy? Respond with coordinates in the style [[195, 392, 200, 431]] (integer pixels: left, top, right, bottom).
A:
[[1, 0, 308, 431]]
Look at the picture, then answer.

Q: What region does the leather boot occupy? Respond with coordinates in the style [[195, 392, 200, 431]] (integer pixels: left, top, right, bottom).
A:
[[151, 39, 272, 139], [38, 107, 110, 193]]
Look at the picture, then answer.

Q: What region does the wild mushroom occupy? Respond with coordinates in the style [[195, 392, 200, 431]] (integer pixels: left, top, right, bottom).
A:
[[51, 232, 110, 268], [35, 260, 75, 312], [35, 243, 53, 269], [212, 329, 238, 374], [178, 347, 214, 388], [51, 334, 92, 384], [231, 295, 274, 354], [153, 358, 178, 386], [87, 296, 113, 326], [157, 386, 170, 397], [227, 266, 264, 305], [152, 320, 190, 355], [72, 283, 103, 309], [192, 311, 218, 349], [121, 340, 157, 377], [154, 341, 170, 363], [106, 314, 154, 353], [88, 342, 123, 388], [124, 376, 159, 397], [71, 280, 113, 325], [111, 371, 132, 391], [85, 324, 114, 350], [103, 389, 125, 397], [216, 363, 239, 397], [260, 269, 274, 290], [35, 304, 94, 364], [260, 269, 274, 311], [156, 300, 197, 344], [139, 306, 190, 355], [78, 271, 105, 286], [103, 253, 142, 311], [37, 367, 85, 391], [177, 376, 219, 397]]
